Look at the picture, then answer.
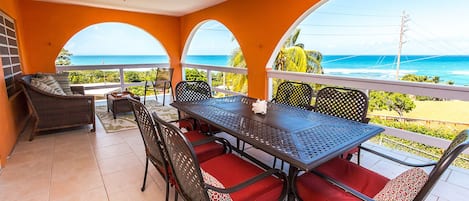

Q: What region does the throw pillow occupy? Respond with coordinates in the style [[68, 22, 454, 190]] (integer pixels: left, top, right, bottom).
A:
[[201, 169, 233, 201], [373, 167, 429, 201], [32, 75, 66, 95], [31, 79, 63, 95], [51, 72, 73, 95]]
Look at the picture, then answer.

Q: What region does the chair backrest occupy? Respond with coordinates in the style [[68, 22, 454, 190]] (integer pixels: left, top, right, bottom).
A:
[[314, 87, 369, 123], [154, 68, 174, 88], [415, 129, 469, 200], [152, 112, 210, 200], [273, 81, 313, 110], [175, 81, 212, 102], [128, 98, 166, 168]]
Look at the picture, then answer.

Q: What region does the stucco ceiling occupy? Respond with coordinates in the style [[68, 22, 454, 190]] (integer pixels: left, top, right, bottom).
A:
[[37, 0, 227, 16]]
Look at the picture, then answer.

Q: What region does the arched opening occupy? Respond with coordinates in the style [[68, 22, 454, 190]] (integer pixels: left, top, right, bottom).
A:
[[58, 22, 170, 99], [271, 0, 469, 169], [182, 20, 247, 96]]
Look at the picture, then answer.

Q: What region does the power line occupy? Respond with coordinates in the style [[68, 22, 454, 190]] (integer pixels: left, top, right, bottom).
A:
[[299, 33, 396, 36], [315, 11, 399, 18], [299, 23, 400, 28]]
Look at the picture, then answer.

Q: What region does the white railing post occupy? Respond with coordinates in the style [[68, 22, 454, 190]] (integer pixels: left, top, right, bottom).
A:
[[268, 77, 273, 100], [207, 69, 212, 88], [182, 66, 186, 81], [119, 66, 125, 91]]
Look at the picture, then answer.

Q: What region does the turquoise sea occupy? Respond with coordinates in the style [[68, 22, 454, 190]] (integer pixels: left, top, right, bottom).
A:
[[70, 55, 469, 86]]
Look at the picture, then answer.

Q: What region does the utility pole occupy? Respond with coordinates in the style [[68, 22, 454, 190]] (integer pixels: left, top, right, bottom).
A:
[[396, 11, 409, 80]]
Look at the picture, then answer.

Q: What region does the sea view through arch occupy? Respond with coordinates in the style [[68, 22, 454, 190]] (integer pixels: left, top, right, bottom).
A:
[[70, 55, 469, 86]]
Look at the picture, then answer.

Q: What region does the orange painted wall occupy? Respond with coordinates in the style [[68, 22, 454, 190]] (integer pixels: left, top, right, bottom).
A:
[[181, 0, 321, 99], [0, 0, 22, 167], [0, 0, 321, 167], [0, 0, 184, 167], [17, 0, 182, 80]]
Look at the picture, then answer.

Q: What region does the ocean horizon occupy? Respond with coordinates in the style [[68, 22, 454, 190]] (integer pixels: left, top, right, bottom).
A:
[[70, 55, 469, 86]]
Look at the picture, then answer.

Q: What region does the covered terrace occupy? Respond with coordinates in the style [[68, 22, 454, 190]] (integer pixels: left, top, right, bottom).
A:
[[1, 0, 469, 201]]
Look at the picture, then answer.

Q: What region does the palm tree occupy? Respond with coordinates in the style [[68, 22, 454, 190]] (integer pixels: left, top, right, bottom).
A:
[[228, 28, 324, 94], [226, 48, 248, 93]]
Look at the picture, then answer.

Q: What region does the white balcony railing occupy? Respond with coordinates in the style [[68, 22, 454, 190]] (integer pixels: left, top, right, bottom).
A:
[[57, 63, 469, 154], [57, 63, 170, 91]]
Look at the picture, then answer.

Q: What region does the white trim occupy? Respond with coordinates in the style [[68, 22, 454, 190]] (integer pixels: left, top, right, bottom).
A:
[[268, 70, 469, 101]]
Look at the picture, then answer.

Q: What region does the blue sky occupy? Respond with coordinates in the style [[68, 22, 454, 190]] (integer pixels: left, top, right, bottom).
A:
[[64, 0, 469, 56]]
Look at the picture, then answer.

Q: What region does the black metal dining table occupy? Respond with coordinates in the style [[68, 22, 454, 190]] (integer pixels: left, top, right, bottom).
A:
[[170, 95, 384, 200]]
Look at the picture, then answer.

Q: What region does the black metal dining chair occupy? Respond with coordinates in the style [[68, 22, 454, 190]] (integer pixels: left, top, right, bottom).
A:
[[271, 81, 314, 110], [153, 112, 288, 201], [296, 129, 469, 201], [313, 86, 369, 161], [174, 80, 220, 134], [144, 68, 174, 106], [271, 81, 314, 169], [128, 97, 172, 201], [128, 98, 226, 201]]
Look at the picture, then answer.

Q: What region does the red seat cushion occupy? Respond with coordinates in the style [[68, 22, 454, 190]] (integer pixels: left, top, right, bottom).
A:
[[199, 120, 221, 133], [184, 130, 225, 162], [178, 119, 194, 131], [297, 158, 389, 201], [201, 154, 284, 201]]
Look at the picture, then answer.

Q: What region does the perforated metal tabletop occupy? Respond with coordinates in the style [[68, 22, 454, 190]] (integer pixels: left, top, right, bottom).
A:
[[171, 95, 384, 171]]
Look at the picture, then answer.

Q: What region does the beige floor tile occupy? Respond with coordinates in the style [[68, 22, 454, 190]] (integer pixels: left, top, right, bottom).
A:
[[52, 155, 100, 176], [50, 186, 108, 201], [102, 165, 146, 193], [0, 164, 51, 188], [94, 143, 133, 160], [0, 177, 50, 201], [50, 169, 104, 200], [89, 135, 125, 149], [107, 180, 165, 201], [98, 152, 143, 175]]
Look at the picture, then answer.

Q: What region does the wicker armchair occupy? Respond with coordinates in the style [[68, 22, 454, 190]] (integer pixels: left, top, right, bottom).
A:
[[17, 74, 95, 140]]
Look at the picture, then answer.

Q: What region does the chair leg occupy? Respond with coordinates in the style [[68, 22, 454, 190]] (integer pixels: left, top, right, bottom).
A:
[[143, 81, 148, 105], [153, 82, 158, 104], [164, 177, 170, 201], [174, 191, 178, 201], [357, 148, 361, 166], [163, 82, 167, 106], [141, 158, 149, 191]]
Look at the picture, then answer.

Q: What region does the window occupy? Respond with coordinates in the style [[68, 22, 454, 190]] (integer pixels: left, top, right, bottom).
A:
[[1, 10, 21, 97]]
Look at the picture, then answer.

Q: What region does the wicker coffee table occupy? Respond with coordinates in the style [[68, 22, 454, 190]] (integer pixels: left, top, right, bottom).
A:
[[106, 91, 140, 119]]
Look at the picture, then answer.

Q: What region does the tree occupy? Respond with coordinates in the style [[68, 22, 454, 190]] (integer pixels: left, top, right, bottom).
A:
[[401, 74, 453, 101], [274, 29, 323, 74], [228, 29, 324, 94], [226, 48, 248, 93], [369, 91, 416, 117], [55, 48, 72, 65]]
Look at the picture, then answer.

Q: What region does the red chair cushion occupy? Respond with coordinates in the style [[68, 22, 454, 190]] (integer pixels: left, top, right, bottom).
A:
[[297, 158, 390, 201], [343, 147, 359, 158], [178, 119, 194, 131], [201, 154, 284, 201], [184, 130, 225, 162], [199, 120, 221, 133]]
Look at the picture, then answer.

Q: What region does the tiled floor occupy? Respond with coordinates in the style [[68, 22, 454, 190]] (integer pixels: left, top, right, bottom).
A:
[[1, 101, 469, 200]]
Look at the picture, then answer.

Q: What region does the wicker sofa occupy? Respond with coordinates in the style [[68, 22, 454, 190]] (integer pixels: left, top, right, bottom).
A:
[[17, 73, 95, 140]]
